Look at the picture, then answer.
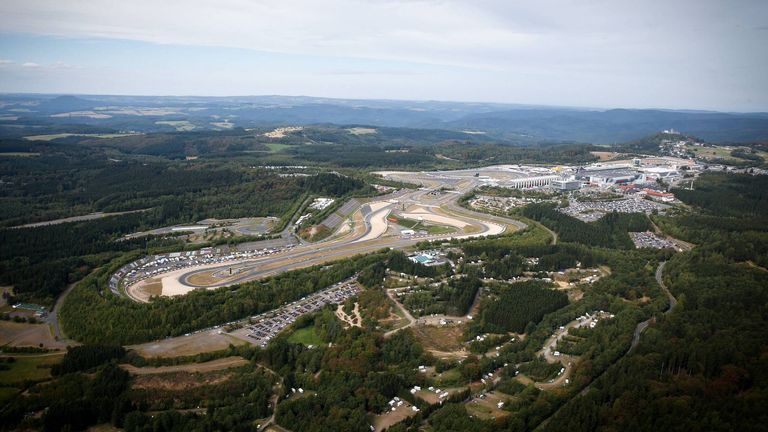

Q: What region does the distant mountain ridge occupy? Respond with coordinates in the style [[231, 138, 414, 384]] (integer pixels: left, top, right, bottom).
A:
[[1, 94, 767, 144]]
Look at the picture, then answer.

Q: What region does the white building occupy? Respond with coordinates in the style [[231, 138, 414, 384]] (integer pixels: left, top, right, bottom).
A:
[[505, 175, 560, 189]]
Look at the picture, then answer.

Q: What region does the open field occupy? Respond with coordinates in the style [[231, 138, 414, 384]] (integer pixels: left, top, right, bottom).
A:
[[287, 326, 324, 346], [155, 120, 196, 131], [685, 144, 735, 159], [120, 356, 249, 375], [412, 325, 466, 353], [266, 143, 291, 153], [0, 352, 64, 386], [347, 127, 377, 135], [372, 399, 419, 432], [128, 330, 247, 358], [466, 391, 511, 420], [590, 151, 620, 161], [0, 321, 68, 349], [23, 132, 141, 141], [390, 214, 456, 235]]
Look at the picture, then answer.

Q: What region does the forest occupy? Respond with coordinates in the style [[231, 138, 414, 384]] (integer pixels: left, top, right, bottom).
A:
[[60, 251, 390, 344], [0, 153, 374, 302], [473, 280, 569, 334], [521, 203, 651, 249]]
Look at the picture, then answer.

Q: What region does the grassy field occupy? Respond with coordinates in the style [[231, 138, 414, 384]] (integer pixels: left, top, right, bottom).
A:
[[287, 326, 324, 346], [685, 144, 734, 159], [390, 215, 455, 235], [412, 325, 465, 352], [266, 143, 291, 153], [433, 367, 463, 386], [0, 353, 64, 386]]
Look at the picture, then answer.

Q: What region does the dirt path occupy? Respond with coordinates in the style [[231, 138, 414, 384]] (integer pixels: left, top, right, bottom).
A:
[[120, 356, 249, 375], [335, 302, 362, 328], [384, 289, 417, 338]]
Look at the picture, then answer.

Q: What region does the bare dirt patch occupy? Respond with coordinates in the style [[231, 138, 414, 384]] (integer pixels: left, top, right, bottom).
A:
[[128, 331, 247, 358], [335, 303, 362, 328], [0, 321, 67, 349], [414, 387, 465, 405], [347, 127, 377, 135], [142, 278, 163, 297], [372, 399, 418, 432], [122, 356, 248, 376], [590, 151, 620, 161], [412, 325, 465, 353], [466, 391, 512, 420], [131, 370, 234, 390]]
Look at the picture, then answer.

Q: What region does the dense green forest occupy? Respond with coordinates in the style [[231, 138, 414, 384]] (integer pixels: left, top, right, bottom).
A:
[[2, 131, 767, 432], [401, 275, 482, 317], [60, 251, 389, 344], [521, 203, 652, 249], [0, 345, 276, 432], [474, 280, 569, 334], [0, 149, 373, 302]]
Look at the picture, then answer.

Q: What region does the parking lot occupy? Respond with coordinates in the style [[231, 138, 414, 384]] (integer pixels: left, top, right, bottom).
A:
[[560, 197, 667, 222], [629, 231, 679, 250], [241, 279, 361, 347], [110, 245, 292, 295]]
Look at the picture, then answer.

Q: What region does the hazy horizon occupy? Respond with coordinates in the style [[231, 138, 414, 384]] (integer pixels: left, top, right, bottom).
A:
[[1, 0, 767, 112]]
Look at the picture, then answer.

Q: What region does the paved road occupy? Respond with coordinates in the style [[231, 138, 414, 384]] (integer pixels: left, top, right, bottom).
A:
[[628, 261, 675, 352], [176, 188, 522, 291], [12, 208, 151, 229], [48, 278, 83, 345], [536, 261, 676, 431]]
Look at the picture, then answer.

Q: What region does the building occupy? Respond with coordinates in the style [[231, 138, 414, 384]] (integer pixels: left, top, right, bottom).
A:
[[551, 179, 582, 191], [409, 253, 435, 265], [505, 175, 560, 189], [640, 188, 675, 202], [580, 168, 640, 185], [640, 166, 680, 180]]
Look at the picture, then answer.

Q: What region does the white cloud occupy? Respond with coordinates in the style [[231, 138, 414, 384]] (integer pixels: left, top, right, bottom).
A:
[[0, 0, 766, 110], [21, 62, 40, 68]]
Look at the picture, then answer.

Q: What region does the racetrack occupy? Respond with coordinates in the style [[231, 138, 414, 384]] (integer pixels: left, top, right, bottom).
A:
[[122, 168, 528, 301]]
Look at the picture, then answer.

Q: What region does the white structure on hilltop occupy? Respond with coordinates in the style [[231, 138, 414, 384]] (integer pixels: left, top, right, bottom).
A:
[[505, 175, 560, 189]]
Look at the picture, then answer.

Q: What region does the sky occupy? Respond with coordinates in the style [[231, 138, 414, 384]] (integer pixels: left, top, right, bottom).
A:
[[0, 0, 766, 112]]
